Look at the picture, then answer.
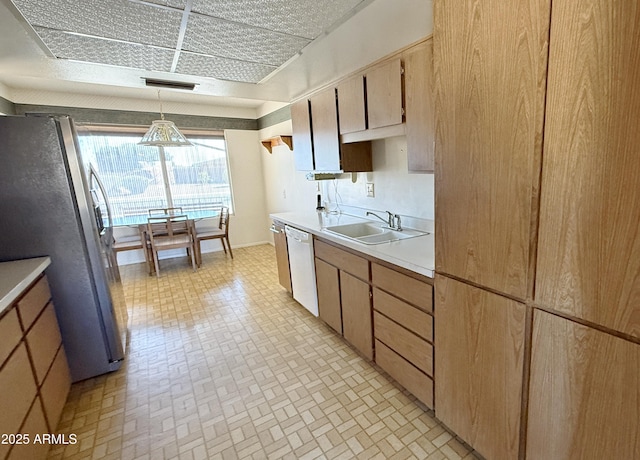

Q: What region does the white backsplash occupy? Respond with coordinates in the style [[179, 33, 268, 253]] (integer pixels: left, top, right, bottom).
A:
[[322, 136, 435, 222]]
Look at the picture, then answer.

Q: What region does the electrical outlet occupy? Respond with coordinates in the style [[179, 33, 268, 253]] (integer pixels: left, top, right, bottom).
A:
[[366, 182, 375, 198]]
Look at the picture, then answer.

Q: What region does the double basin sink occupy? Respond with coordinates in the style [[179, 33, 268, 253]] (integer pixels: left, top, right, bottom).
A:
[[324, 222, 429, 245]]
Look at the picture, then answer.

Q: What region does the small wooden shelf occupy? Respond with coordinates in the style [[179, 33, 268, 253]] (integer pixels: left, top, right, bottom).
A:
[[261, 135, 293, 153]]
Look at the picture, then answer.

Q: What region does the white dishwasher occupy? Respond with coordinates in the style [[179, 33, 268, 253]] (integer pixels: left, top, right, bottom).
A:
[[285, 225, 319, 316]]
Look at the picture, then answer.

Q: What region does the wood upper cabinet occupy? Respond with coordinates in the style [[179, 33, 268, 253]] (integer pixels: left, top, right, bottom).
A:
[[309, 88, 342, 172], [434, 0, 550, 300], [435, 275, 526, 460], [535, 0, 640, 338], [337, 75, 366, 134], [291, 88, 372, 173], [527, 310, 640, 459], [404, 39, 435, 172], [366, 58, 403, 129], [290, 98, 314, 171]]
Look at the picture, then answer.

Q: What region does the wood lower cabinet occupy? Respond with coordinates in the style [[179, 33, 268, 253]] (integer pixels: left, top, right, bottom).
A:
[[314, 257, 342, 334], [372, 263, 434, 409], [0, 273, 71, 460], [314, 239, 372, 359], [0, 343, 37, 460], [272, 220, 292, 293], [340, 271, 372, 360], [435, 275, 525, 460], [527, 310, 640, 460]]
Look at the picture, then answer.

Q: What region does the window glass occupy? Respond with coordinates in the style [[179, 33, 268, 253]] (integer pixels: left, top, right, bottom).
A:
[[77, 128, 233, 226]]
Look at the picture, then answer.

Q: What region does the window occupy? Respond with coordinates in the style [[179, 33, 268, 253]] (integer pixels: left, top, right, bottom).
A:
[[77, 126, 233, 226]]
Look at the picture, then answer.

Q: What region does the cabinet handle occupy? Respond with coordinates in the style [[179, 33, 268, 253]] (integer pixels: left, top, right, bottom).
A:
[[269, 225, 280, 234]]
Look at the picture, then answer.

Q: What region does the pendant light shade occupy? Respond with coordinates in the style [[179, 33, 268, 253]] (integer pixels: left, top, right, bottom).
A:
[[139, 119, 192, 146], [139, 90, 192, 147]]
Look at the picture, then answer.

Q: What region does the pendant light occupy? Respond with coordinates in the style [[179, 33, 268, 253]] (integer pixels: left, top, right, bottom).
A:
[[139, 90, 192, 147]]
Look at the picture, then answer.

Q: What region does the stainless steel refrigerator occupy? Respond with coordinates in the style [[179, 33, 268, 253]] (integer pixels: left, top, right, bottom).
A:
[[0, 115, 128, 382]]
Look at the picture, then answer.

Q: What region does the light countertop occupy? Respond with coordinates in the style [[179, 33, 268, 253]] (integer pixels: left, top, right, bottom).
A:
[[270, 211, 434, 278], [0, 257, 51, 315]]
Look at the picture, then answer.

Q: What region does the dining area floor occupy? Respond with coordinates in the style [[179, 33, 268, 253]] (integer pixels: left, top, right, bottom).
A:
[[47, 245, 477, 460]]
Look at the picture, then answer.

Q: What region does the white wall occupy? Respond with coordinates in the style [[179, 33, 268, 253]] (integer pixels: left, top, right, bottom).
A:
[[259, 120, 319, 218], [323, 136, 435, 220], [259, 128, 435, 237]]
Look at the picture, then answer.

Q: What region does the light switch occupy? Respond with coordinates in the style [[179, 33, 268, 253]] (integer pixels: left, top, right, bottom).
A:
[[366, 182, 375, 197]]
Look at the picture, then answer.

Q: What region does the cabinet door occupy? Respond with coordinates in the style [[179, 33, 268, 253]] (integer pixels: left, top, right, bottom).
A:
[[337, 75, 366, 134], [291, 98, 314, 171], [310, 88, 341, 172], [435, 275, 525, 460], [527, 310, 640, 459], [535, 0, 640, 338], [315, 258, 342, 334], [340, 271, 372, 360], [404, 39, 435, 172], [366, 58, 403, 129], [272, 222, 291, 293], [434, 0, 550, 300]]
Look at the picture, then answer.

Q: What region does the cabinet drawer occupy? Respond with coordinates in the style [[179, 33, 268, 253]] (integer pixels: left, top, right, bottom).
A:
[[376, 340, 433, 408], [373, 288, 433, 342], [8, 397, 49, 460], [372, 263, 432, 312], [0, 308, 22, 366], [40, 346, 71, 432], [26, 302, 62, 384], [0, 344, 37, 441], [314, 239, 369, 280], [17, 275, 51, 331], [374, 311, 433, 376]]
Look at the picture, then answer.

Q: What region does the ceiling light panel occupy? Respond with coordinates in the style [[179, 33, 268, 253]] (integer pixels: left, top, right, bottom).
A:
[[176, 52, 276, 83], [34, 28, 175, 72], [12, 0, 182, 48], [182, 14, 310, 67], [191, 0, 366, 39]]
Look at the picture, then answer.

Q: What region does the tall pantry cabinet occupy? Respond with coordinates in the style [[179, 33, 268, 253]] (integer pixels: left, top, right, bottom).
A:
[[434, 0, 549, 458], [528, 0, 640, 458], [434, 0, 640, 459]]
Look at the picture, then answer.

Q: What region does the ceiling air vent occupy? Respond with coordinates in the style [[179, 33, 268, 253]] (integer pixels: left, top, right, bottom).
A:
[[143, 78, 197, 91]]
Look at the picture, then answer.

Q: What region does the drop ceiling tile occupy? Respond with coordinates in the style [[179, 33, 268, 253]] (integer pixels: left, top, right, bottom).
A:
[[191, 0, 365, 39], [176, 52, 276, 83], [183, 13, 310, 67], [34, 27, 175, 72], [12, 0, 182, 48]]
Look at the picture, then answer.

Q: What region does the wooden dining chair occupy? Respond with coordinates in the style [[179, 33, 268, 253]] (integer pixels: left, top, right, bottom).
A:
[[194, 206, 233, 266], [147, 215, 196, 276]]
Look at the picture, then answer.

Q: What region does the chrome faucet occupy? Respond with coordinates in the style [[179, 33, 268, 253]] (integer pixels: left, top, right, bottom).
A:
[[394, 214, 402, 231], [366, 211, 402, 231]]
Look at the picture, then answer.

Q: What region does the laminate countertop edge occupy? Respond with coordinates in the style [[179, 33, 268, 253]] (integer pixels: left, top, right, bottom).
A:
[[0, 257, 51, 315], [270, 211, 434, 279]]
